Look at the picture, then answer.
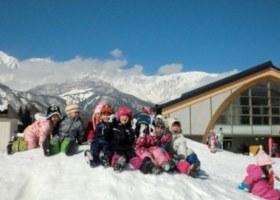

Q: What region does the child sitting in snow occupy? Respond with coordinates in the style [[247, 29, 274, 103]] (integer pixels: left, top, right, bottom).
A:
[[154, 116, 172, 152], [110, 106, 136, 172], [169, 118, 200, 177], [57, 102, 84, 155], [22, 105, 62, 150], [238, 149, 280, 200], [84, 102, 105, 143], [84, 103, 114, 167], [134, 116, 172, 174]]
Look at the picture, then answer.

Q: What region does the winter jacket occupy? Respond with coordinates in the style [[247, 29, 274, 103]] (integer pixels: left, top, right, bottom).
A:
[[156, 131, 172, 151], [84, 121, 95, 142], [58, 116, 84, 144], [135, 134, 170, 166], [243, 164, 280, 200], [111, 122, 135, 154], [95, 122, 112, 142], [23, 119, 52, 149]]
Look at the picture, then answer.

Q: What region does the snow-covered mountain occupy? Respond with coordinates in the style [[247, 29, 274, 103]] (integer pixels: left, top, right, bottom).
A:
[[1, 138, 276, 200], [0, 51, 238, 104], [0, 83, 65, 114], [29, 80, 153, 117], [0, 51, 19, 70]]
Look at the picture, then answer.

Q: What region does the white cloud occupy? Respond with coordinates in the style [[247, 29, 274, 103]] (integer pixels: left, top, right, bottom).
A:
[[0, 50, 237, 103], [157, 63, 183, 75], [110, 49, 123, 58]]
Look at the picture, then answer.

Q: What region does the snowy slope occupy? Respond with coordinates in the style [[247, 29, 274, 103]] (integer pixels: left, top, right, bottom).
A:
[[1, 139, 278, 200]]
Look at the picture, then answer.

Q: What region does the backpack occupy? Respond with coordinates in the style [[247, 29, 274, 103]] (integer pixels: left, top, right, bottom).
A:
[[7, 136, 28, 155]]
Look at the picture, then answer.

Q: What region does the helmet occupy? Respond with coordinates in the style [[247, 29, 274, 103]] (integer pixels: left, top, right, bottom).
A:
[[154, 117, 165, 128], [46, 105, 62, 119]]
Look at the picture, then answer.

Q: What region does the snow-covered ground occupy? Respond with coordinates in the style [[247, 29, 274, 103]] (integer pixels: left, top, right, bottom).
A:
[[1, 139, 279, 200]]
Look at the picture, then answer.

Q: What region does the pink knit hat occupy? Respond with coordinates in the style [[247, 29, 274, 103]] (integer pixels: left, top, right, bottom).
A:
[[256, 149, 273, 166], [117, 106, 132, 120]]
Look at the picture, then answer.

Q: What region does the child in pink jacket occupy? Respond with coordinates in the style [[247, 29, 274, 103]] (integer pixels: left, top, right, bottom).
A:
[[24, 105, 62, 149], [239, 149, 280, 200], [135, 122, 171, 174]]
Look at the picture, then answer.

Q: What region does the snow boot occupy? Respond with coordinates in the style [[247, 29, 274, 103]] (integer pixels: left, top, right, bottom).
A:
[[152, 166, 162, 175], [161, 162, 171, 172], [114, 156, 127, 172], [43, 137, 51, 156], [99, 151, 110, 167], [6, 141, 13, 155], [84, 150, 97, 167], [140, 157, 156, 174]]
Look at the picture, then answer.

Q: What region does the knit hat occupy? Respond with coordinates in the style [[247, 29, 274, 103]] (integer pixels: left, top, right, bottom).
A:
[[65, 103, 80, 115], [117, 106, 132, 120], [256, 149, 273, 166], [168, 118, 181, 128], [100, 104, 114, 115], [46, 105, 62, 119]]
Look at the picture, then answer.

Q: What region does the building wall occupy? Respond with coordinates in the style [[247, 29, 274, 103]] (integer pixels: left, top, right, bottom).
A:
[[170, 106, 191, 135], [0, 119, 18, 151], [167, 88, 234, 136]]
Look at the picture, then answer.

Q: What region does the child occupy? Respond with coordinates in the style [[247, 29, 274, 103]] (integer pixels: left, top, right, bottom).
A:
[[238, 149, 280, 200], [55, 102, 84, 156], [135, 120, 171, 174], [208, 130, 218, 153], [23, 105, 62, 150], [169, 118, 200, 176], [84, 102, 105, 143], [84, 104, 114, 167], [111, 106, 136, 172]]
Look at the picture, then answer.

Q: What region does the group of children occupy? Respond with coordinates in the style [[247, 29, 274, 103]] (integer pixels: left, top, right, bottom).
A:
[[82, 102, 201, 176], [8, 102, 201, 177], [7, 101, 280, 199]]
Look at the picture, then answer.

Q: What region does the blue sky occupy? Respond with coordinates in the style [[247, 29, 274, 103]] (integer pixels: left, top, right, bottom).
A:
[[0, 0, 280, 74]]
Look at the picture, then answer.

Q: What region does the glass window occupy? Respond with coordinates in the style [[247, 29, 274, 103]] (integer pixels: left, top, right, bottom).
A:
[[251, 83, 268, 97], [253, 116, 269, 125], [272, 117, 280, 125], [272, 107, 280, 115]]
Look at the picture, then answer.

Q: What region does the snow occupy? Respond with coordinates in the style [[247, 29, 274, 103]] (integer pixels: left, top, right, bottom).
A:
[[0, 51, 19, 69], [60, 88, 94, 103], [1, 139, 279, 200], [0, 99, 8, 111]]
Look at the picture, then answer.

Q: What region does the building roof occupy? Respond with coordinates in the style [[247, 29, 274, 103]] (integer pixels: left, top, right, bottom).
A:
[[158, 61, 279, 109]]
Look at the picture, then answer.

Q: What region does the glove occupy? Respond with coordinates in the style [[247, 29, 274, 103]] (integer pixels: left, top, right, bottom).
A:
[[108, 114, 116, 123], [149, 124, 156, 136], [139, 124, 148, 137], [131, 118, 137, 130]]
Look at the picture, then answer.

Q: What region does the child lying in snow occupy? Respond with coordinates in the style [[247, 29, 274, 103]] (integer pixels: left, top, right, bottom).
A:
[[238, 149, 280, 200]]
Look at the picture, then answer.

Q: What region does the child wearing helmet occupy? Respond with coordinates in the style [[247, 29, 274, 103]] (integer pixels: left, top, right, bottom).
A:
[[134, 114, 172, 174], [84, 103, 114, 167], [23, 105, 62, 150], [238, 149, 280, 200], [110, 106, 136, 172]]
